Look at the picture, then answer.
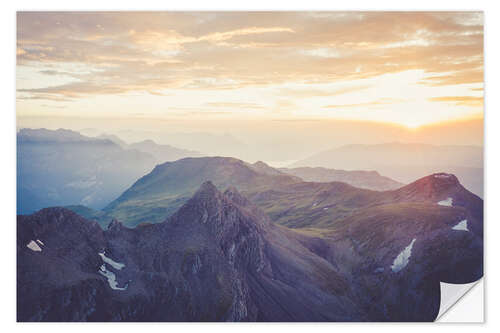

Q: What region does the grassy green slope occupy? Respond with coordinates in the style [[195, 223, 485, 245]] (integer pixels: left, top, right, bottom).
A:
[[64, 205, 113, 229], [102, 157, 300, 227]]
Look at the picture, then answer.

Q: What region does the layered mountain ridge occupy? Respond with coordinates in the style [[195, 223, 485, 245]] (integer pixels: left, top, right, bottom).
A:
[[279, 166, 404, 191], [17, 128, 200, 214], [17, 179, 483, 321], [98, 156, 482, 232], [16, 133, 484, 322], [291, 142, 483, 196]]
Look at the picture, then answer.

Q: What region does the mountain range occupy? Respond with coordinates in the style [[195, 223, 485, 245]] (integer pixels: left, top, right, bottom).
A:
[[16, 130, 484, 321], [81, 128, 248, 160], [292, 143, 483, 197], [17, 128, 200, 214], [92, 157, 481, 232], [279, 167, 404, 191], [17, 177, 483, 321], [70, 118, 482, 163], [97, 134, 202, 162]]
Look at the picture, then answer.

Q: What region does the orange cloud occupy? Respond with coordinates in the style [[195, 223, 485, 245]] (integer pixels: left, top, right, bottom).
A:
[[16, 11, 483, 101], [323, 98, 404, 109], [428, 96, 483, 107], [204, 102, 265, 109], [279, 85, 371, 98]]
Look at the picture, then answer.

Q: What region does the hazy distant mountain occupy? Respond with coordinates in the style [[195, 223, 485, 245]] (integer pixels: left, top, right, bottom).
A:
[[95, 133, 203, 163], [128, 139, 202, 163], [292, 143, 483, 196], [96, 134, 128, 148], [279, 167, 403, 191], [160, 132, 248, 158], [17, 128, 157, 213], [17, 180, 482, 321], [106, 129, 248, 158], [249, 161, 288, 176], [78, 127, 104, 137], [17, 128, 204, 214], [18, 128, 105, 143], [293, 142, 482, 169]]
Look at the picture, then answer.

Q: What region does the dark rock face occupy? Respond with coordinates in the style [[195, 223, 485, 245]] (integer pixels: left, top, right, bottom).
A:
[[17, 208, 107, 321], [17, 180, 483, 322], [300, 202, 483, 321]]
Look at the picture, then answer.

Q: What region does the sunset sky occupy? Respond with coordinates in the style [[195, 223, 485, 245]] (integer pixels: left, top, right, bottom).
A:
[[17, 11, 483, 129]]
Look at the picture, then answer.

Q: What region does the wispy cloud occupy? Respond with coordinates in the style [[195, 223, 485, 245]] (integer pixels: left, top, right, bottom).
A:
[[428, 95, 483, 107], [323, 98, 404, 109], [17, 12, 483, 101], [279, 85, 371, 98], [204, 102, 265, 109]]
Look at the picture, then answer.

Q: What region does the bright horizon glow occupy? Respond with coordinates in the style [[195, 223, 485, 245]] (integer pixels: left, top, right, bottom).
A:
[[16, 12, 484, 129]]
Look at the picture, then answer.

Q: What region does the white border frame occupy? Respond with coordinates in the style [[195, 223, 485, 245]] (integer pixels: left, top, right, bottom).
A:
[[3, 1, 498, 331]]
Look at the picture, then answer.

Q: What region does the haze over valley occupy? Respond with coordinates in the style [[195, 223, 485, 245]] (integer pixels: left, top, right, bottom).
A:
[[17, 127, 483, 217]]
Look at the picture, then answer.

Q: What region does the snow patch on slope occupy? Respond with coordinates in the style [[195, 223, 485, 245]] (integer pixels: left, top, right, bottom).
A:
[[26, 240, 42, 252], [98, 264, 127, 290], [434, 174, 452, 179], [452, 219, 469, 232], [99, 252, 125, 270], [97, 252, 128, 290], [391, 238, 416, 273], [438, 197, 453, 207]]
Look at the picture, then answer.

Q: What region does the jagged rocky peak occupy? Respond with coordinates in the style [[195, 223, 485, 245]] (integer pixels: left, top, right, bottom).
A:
[[192, 180, 222, 201], [168, 180, 226, 226], [107, 218, 123, 231], [164, 180, 269, 274], [178, 181, 242, 221], [170, 181, 270, 232], [224, 186, 250, 207]]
